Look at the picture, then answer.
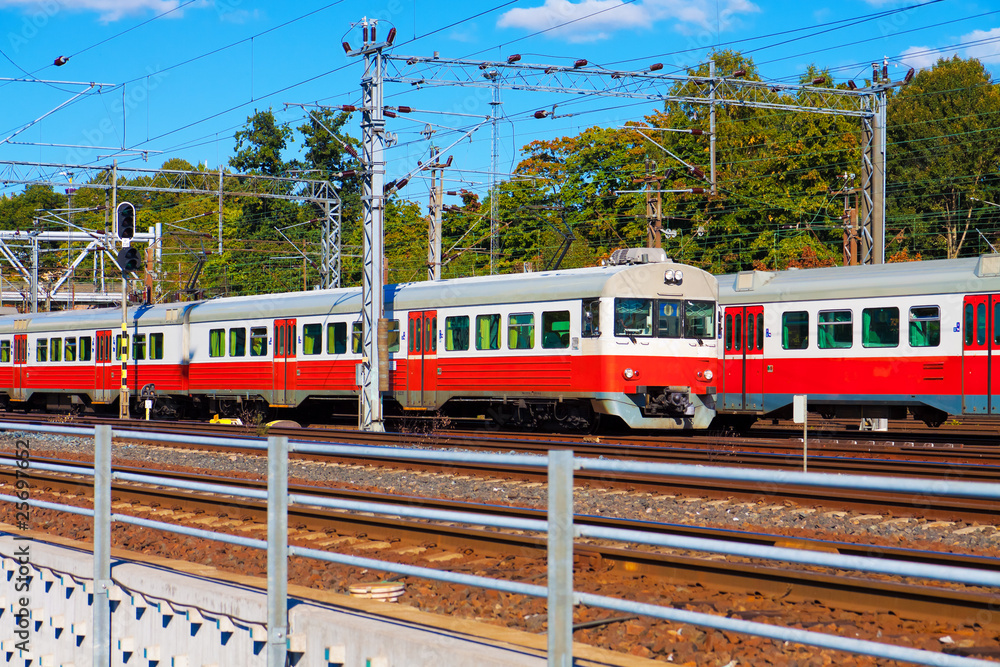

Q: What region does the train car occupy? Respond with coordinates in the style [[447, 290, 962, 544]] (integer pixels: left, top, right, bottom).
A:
[[0, 248, 719, 430], [716, 254, 1000, 428]]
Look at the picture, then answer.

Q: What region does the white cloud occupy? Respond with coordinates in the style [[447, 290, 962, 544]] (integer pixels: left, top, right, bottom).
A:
[[898, 45, 939, 71], [0, 0, 183, 22], [962, 27, 1000, 64], [497, 0, 759, 43]]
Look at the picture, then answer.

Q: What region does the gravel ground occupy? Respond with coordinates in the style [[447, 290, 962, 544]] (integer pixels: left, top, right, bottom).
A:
[[8, 430, 998, 555]]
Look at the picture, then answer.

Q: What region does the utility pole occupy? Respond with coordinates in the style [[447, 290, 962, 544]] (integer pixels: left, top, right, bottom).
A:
[[423, 140, 452, 281], [346, 17, 396, 432], [635, 160, 664, 248], [834, 173, 861, 265]]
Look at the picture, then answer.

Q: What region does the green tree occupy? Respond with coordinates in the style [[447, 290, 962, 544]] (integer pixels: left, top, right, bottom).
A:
[[887, 56, 1000, 259]]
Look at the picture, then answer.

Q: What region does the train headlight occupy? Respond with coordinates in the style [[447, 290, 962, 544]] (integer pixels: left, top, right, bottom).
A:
[[622, 367, 635, 380], [674, 270, 683, 284], [663, 270, 675, 284], [702, 369, 713, 381]]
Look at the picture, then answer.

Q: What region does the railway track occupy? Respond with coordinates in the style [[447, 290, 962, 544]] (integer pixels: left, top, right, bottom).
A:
[[3, 455, 999, 631], [6, 415, 999, 523]]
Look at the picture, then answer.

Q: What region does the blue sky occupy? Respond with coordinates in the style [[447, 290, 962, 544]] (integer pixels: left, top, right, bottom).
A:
[[0, 0, 997, 201]]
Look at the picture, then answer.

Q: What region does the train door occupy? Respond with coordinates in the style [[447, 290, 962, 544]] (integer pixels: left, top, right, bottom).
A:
[[272, 319, 297, 407], [962, 295, 999, 414], [94, 330, 114, 403], [12, 334, 27, 401], [722, 306, 764, 411], [406, 311, 437, 408]]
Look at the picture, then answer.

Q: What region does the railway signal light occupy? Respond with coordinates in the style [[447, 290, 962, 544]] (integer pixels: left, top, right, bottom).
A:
[[116, 201, 136, 239], [117, 246, 142, 273]]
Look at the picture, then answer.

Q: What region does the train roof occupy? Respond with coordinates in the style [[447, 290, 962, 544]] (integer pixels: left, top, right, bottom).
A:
[[718, 254, 1000, 304], [0, 259, 715, 332]]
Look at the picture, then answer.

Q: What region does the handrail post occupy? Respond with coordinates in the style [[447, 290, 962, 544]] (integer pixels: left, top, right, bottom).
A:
[[547, 449, 574, 667], [267, 435, 288, 667], [93, 425, 112, 667]]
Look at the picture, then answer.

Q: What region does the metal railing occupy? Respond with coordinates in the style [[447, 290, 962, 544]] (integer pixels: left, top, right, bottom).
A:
[[1, 421, 999, 667]]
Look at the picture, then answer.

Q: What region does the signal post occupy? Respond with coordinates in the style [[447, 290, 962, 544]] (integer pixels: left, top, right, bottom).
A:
[[116, 202, 138, 419]]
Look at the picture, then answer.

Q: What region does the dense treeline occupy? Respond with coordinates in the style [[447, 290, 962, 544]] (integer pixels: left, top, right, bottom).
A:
[[0, 53, 997, 302]]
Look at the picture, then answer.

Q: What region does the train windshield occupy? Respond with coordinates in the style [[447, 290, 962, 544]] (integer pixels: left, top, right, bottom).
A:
[[684, 300, 715, 339]]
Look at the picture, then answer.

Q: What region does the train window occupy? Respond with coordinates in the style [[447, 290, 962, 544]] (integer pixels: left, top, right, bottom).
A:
[[352, 322, 363, 354], [582, 299, 600, 338], [0, 341, 9, 363], [64, 337, 76, 362], [614, 298, 652, 337], [977, 303, 987, 345], [209, 329, 225, 357], [508, 313, 534, 350], [964, 303, 974, 346], [445, 316, 469, 351], [250, 327, 268, 357], [115, 334, 126, 361], [408, 318, 420, 353], [862, 307, 899, 348], [995, 302, 1000, 347], [746, 314, 755, 351], [303, 324, 322, 355], [80, 336, 92, 362], [327, 322, 347, 354], [150, 333, 163, 360], [50, 338, 62, 362], [476, 314, 500, 350], [656, 300, 681, 338], [229, 328, 246, 357], [37, 339, 48, 362], [276, 325, 286, 355], [684, 301, 715, 339], [727, 312, 743, 350], [781, 312, 809, 350], [133, 335, 146, 361], [427, 317, 437, 353], [542, 311, 570, 349], [287, 324, 296, 356], [818, 310, 852, 349], [909, 307, 940, 347], [756, 313, 764, 350], [388, 320, 400, 353]]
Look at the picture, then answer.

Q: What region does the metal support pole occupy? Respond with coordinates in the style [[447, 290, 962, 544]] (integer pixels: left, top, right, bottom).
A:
[[218, 167, 224, 255], [427, 160, 445, 281], [490, 77, 500, 275], [547, 449, 574, 667], [93, 424, 112, 667], [351, 19, 388, 432], [30, 235, 38, 314], [709, 60, 717, 196], [267, 435, 289, 667], [873, 90, 886, 265]]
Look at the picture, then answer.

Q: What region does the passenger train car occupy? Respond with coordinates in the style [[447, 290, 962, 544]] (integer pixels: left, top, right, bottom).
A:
[[717, 254, 1000, 428], [0, 249, 719, 430]]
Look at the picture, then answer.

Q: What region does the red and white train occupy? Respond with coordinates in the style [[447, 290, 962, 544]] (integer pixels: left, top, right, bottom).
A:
[[717, 254, 1000, 429], [6, 250, 999, 431], [0, 248, 719, 430]]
